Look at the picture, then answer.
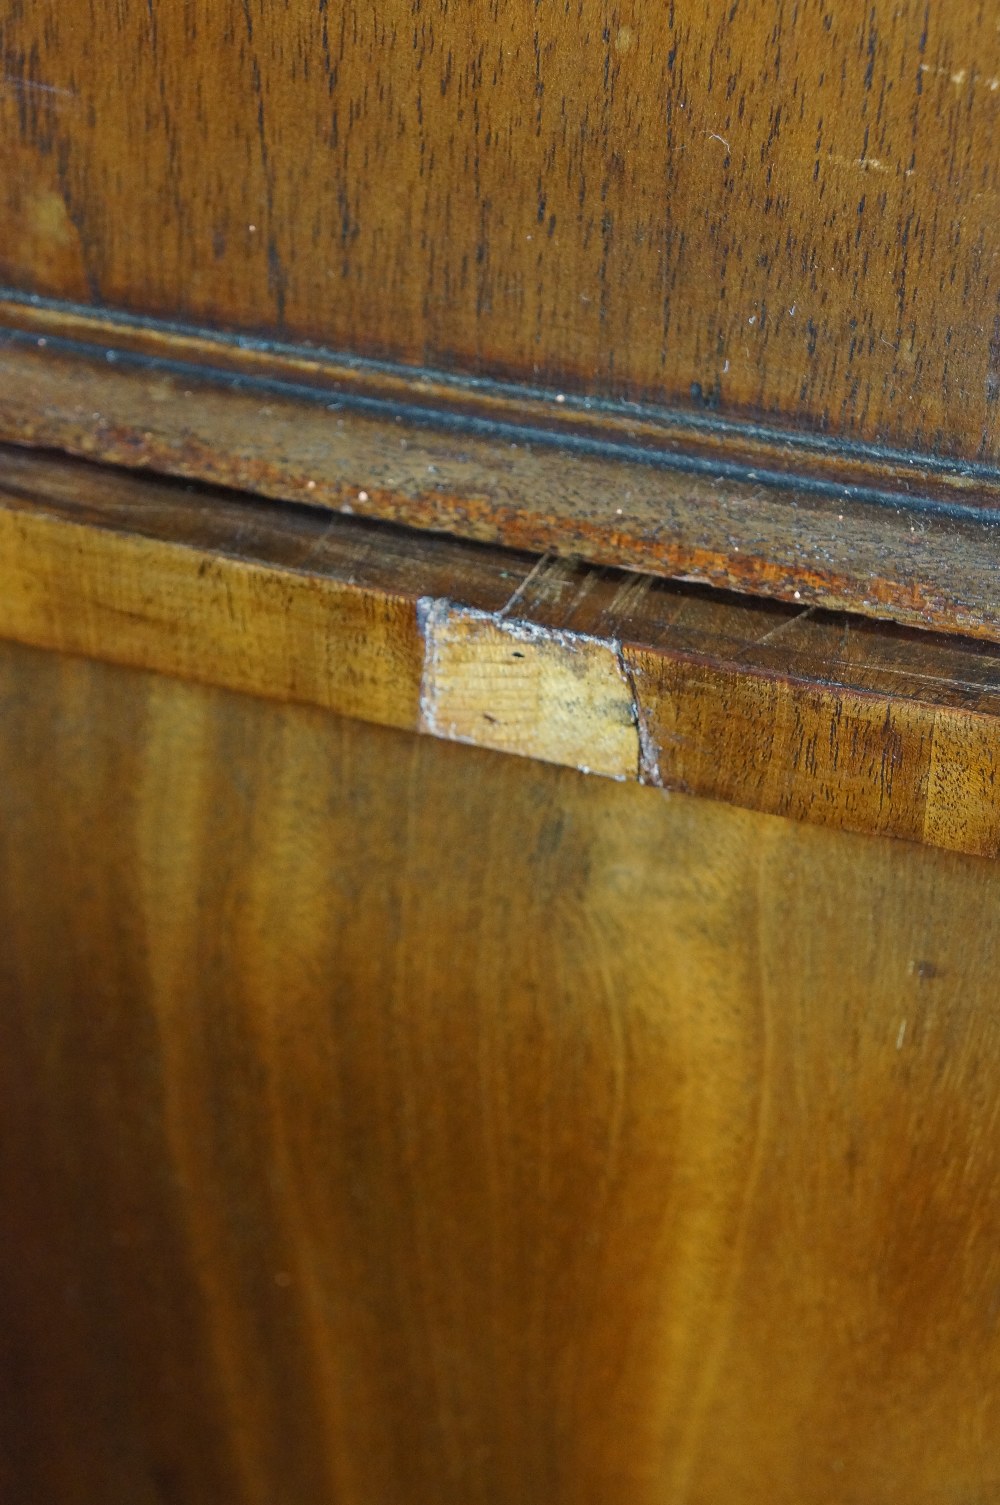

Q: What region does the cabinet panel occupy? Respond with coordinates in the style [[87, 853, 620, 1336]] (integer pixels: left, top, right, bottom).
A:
[[2, 639, 999, 1503], [2, 0, 999, 457]]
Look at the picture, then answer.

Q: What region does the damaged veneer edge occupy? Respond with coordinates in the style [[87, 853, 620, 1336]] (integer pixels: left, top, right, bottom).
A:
[[2, 443, 1000, 860]]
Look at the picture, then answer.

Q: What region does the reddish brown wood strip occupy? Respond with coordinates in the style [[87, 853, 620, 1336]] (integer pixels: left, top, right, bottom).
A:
[[3, 334, 1000, 646]]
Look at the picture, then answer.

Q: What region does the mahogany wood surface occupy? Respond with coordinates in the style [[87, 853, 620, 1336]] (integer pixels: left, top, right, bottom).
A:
[[3, 11, 1000, 1493], [3, 0, 1000, 462], [4, 0, 1000, 640], [4, 443, 1000, 856], [2, 637, 1000, 1504], [4, 312, 1000, 644]]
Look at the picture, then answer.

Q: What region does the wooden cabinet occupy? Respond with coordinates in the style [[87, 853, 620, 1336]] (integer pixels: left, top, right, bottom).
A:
[[2, 3, 1000, 1499]]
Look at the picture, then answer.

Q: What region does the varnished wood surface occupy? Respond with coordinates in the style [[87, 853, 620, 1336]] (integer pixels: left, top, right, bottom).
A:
[[4, 332, 1000, 643], [7, 292, 1000, 516], [2, 638, 1000, 1503], [3, 1, 1000, 463], [4, 442, 1000, 856]]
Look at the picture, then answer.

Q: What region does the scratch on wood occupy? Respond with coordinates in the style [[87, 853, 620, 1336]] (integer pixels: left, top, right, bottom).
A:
[[496, 552, 575, 620], [604, 571, 657, 627], [0, 75, 76, 100], [616, 646, 664, 787], [748, 604, 817, 651]]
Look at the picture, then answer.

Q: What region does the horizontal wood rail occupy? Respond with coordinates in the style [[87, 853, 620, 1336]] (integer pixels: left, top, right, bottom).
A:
[[3, 298, 1000, 647], [2, 443, 999, 858]]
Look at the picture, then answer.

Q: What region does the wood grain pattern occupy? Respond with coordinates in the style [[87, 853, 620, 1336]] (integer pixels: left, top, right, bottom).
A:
[[3, 442, 1000, 857], [3, 637, 1000, 1502], [4, 330, 1000, 644], [420, 601, 638, 781], [3, 0, 1000, 463]]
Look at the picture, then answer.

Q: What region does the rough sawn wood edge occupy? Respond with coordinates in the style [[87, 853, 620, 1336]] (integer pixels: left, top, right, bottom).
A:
[[2, 443, 999, 858]]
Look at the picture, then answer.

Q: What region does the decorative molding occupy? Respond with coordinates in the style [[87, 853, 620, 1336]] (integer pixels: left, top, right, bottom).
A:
[[2, 292, 1000, 643], [4, 290, 1000, 515]]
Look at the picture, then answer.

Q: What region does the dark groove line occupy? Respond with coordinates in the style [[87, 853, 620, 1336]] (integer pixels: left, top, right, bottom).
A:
[[3, 304, 1000, 527], [6, 287, 1000, 484]]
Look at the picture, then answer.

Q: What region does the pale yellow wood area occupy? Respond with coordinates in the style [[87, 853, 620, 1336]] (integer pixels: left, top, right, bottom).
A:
[[419, 601, 638, 779]]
